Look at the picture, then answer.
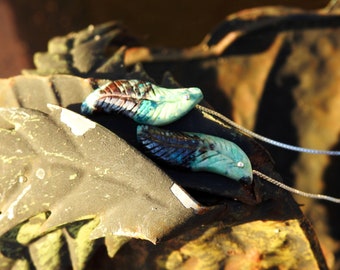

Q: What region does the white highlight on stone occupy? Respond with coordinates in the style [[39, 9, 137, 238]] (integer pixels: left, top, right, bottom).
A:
[[36, 168, 46, 180], [47, 104, 96, 136], [6, 184, 32, 220], [170, 183, 201, 211], [17, 175, 27, 183], [114, 223, 147, 240], [69, 173, 78, 180]]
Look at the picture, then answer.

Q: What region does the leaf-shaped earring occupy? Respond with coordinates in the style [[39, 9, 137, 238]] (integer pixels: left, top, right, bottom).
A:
[[137, 125, 253, 184], [81, 80, 203, 126]]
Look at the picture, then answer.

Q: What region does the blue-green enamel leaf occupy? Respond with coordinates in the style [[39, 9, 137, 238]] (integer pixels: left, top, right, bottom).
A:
[[135, 84, 203, 126], [137, 125, 253, 184], [81, 80, 203, 125]]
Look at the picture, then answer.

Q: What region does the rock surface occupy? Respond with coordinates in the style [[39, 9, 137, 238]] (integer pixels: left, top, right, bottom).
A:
[[1, 1, 340, 269]]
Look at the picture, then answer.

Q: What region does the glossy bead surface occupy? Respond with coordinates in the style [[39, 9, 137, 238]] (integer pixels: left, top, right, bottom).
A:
[[81, 80, 203, 125], [137, 125, 253, 184]]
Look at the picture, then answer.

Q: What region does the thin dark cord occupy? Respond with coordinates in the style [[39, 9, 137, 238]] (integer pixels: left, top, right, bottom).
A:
[[196, 104, 340, 156], [253, 170, 340, 204]]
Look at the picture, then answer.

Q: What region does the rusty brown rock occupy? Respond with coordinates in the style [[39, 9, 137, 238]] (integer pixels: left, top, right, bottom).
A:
[[0, 0, 31, 77]]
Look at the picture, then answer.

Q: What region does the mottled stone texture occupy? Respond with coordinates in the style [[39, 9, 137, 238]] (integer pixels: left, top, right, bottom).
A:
[[207, 19, 340, 270], [225, 27, 340, 270], [121, 7, 340, 268], [1, 1, 340, 269]]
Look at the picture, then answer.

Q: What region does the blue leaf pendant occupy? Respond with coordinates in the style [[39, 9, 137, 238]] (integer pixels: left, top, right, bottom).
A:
[[81, 80, 203, 126], [137, 125, 253, 184]]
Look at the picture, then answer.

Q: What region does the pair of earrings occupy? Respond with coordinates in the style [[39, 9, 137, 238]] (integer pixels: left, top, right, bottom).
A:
[[81, 79, 340, 204]]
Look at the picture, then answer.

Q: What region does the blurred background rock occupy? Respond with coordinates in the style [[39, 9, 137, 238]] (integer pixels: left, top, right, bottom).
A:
[[0, 0, 329, 77]]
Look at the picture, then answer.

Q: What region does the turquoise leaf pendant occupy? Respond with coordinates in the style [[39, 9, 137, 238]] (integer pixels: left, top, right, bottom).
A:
[[137, 125, 253, 184], [81, 80, 203, 126]]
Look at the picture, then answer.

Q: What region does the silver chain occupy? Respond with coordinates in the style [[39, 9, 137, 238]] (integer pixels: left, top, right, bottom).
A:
[[196, 104, 340, 155]]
